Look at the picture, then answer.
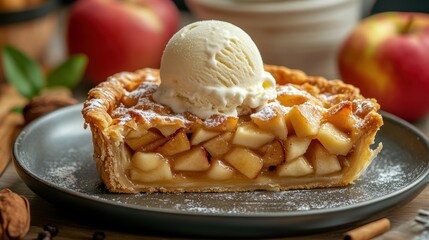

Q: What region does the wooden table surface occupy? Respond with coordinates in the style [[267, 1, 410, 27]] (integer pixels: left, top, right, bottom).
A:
[[0, 101, 428, 239]]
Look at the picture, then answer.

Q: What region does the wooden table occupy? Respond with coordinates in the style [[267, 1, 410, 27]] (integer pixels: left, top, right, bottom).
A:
[[0, 103, 428, 239]]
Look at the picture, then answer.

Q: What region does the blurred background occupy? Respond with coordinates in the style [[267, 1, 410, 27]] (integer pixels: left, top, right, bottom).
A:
[[0, 0, 424, 81]]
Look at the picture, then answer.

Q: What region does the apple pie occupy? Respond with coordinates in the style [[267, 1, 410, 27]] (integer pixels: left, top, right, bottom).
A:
[[82, 65, 383, 193]]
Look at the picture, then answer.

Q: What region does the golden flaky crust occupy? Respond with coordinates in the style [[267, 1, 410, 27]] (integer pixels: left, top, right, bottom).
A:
[[83, 69, 161, 192], [82, 65, 383, 193]]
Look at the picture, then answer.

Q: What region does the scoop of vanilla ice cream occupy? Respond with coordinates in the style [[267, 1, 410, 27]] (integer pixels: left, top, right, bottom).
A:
[[153, 20, 277, 118]]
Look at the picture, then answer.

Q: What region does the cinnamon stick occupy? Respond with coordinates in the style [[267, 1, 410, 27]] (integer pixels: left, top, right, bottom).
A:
[[0, 113, 23, 174], [0, 84, 27, 117], [0, 84, 26, 174], [343, 218, 391, 240]]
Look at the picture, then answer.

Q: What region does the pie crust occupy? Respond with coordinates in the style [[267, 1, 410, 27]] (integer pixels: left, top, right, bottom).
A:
[[82, 65, 383, 193]]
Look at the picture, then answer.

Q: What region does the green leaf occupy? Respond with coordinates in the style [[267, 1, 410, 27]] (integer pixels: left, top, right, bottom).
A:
[[46, 54, 88, 89], [2, 45, 44, 99], [11, 106, 23, 113]]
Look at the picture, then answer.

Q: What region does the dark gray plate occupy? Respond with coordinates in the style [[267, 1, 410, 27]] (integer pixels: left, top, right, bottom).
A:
[[13, 104, 429, 238]]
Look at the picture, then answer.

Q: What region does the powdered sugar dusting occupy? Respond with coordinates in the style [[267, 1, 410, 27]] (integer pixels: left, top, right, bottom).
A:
[[45, 148, 83, 189], [104, 77, 323, 130], [251, 103, 277, 120], [47, 163, 79, 188], [277, 85, 312, 98], [128, 82, 158, 99], [251, 101, 290, 120], [112, 82, 192, 127], [204, 115, 230, 127]]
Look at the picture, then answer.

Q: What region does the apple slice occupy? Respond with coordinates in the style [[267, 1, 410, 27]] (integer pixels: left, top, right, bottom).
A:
[[173, 146, 210, 171], [316, 122, 353, 156], [129, 159, 172, 182], [202, 132, 233, 157], [126, 124, 148, 138], [261, 140, 285, 168], [326, 101, 355, 134], [284, 109, 294, 135], [125, 130, 163, 151], [277, 86, 312, 107], [307, 142, 342, 176], [156, 124, 183, 137], [252, 109, 288, 140], [139, 138, 169, 152], [206, 159, 235, 180], [288, 103, 322, 138], [191, 127, 220, 145], [224, 147, 263, 179], [132, 152, 163, 172], [159, 131, 191, 156], [232, 123, 275, 149], [284, 135, 312, 161], [277, 156, 314, 177]]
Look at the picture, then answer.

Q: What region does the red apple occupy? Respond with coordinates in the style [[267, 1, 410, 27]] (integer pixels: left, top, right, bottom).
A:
[[338, 12, 429, 121], [66, 0, 179, 84]]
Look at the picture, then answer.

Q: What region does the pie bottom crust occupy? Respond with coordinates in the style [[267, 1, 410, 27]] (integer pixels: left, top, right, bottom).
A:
[[83, 65, 383, 193]]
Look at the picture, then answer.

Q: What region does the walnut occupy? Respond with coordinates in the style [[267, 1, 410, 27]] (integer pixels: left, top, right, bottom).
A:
[[0, 189, 30, 240], [23, 95, 78, 124]]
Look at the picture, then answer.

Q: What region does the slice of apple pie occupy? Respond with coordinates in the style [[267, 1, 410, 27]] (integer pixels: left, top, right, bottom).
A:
[[82, 65, 383, 193]]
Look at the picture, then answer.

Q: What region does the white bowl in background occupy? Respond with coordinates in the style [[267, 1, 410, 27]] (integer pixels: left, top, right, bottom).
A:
[[185, 0, 362, 79]]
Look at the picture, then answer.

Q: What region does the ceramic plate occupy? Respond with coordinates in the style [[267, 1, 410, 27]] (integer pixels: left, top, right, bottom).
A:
[[13, 104, 429, 238]]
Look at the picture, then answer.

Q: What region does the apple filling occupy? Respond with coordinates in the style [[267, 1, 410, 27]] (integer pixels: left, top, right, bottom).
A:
[[83, 65, 383, 193]]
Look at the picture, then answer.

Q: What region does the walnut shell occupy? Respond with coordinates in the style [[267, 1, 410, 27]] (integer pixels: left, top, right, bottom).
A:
[[23, 95, 78, 124], [0, 188, 30, 240]]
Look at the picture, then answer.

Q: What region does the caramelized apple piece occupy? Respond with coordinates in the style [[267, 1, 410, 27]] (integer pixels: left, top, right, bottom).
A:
[[173, 146, 210, 171], [156, 124, 183, 137], [284, 135, 311, 162], [307, 142, 342, 176], [276, 86, 311, 107], [327, 101, 355, 134], [224, 147, 263, 179], [129, 159, 172, 182], [232, 123, 275, 149], [139, 138, 169, 152], [125, 130, 163, 151], [191, 128, 220, 145], [206, 159, 235, 180], [289, 103, 322, 137], [284, 109, 294, 135], [252, 109, 288, 140], [317, 122, 353, 155], [261, 140, 285, 168], [159, 131, 191, 156], [203, 132, 233, 157], [277, 156, 314, 177], [126, 124, 148, 138]]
